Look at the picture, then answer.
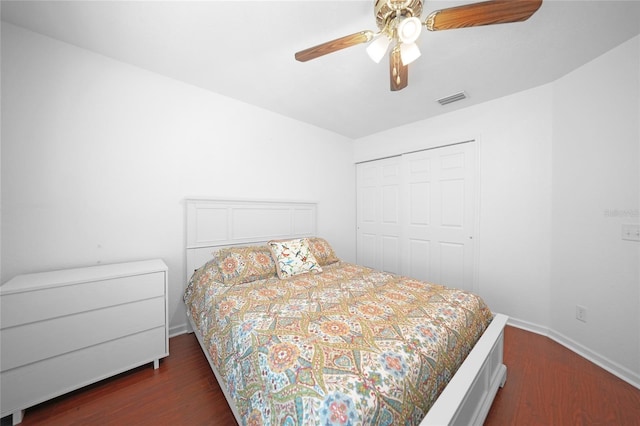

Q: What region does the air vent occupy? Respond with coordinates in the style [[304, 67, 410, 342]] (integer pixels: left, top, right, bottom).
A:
[[437, 91, 467, 106]]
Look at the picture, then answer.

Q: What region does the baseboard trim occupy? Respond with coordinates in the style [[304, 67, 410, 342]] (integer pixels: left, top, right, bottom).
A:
[[169, 324, 189, 338], [506, 317, 548, 336], [507, 317, 640, 390]]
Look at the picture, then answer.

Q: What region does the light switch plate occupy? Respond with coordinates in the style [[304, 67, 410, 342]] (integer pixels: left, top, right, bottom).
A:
[[622, 224, 640, 241]]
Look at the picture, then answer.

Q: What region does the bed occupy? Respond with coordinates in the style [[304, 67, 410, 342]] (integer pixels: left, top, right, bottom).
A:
[[184, 199, 508, 425]]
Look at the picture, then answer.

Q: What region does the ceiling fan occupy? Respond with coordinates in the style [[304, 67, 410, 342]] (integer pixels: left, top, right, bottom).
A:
[[295, 0, 543, 91]]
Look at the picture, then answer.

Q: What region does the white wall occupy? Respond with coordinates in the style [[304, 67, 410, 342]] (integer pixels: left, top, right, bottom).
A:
[[354, 35, 640, 385], [0, 23, 356, 334], [550, 36, 640, 379]]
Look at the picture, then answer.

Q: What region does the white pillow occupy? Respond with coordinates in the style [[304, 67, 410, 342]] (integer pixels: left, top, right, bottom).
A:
[[268, 238, 322, 279]]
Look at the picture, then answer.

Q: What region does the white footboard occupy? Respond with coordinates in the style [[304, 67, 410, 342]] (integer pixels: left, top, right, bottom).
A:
[[420, 313, 508, 426]]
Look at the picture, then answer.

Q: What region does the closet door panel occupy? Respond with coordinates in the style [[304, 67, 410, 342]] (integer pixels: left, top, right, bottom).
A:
[[357, 157, 402, 273], [409, 182, 430, 225], [360, 233, 377, 269], [408, 238, 430, 281], [439, 241, 466, 289], [381, 235, 400, 274], [440, 178, 465, 227]]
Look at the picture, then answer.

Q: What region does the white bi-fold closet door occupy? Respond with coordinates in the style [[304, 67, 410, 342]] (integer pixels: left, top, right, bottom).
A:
[[356, 141, 477, 292]]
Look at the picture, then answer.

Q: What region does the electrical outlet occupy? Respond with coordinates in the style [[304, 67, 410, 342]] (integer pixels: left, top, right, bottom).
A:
[[576, 305, 587, 322]]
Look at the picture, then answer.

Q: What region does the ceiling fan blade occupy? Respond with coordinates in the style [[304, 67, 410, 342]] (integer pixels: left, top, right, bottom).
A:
[[390, 47, 408, 91], [425, 0, 542, 31], [295, 30, 374, 62]]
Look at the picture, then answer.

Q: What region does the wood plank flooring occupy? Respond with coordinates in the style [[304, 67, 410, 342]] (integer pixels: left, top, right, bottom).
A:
[[485, 326, 640, 425], [3, 326, 639, 425]]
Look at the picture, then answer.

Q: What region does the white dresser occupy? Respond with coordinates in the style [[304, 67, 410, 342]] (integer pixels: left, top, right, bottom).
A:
[[0, 259, 169, 425]]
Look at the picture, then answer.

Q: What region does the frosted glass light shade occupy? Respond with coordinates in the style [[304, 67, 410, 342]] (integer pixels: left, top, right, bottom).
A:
[[398, 17, 422, 43], [400, 42, 421, 65], [366, 36, 391, 63]]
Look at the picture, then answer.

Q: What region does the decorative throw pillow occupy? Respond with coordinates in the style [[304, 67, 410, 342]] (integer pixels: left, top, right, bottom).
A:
[[268, 238, 322, 279], [215, 245, 277, 285], [307, 237, 340, 266]]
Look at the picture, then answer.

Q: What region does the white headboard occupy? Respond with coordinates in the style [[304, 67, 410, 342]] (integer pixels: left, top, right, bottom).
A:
[[185, 199, 317, 281]]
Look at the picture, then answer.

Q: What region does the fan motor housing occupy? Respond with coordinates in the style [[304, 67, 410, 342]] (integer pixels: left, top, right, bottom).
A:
[[374, 0, 424, 29]]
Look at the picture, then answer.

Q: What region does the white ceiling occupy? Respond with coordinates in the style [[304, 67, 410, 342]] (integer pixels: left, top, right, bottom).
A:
[[2, 0, 639, 139]]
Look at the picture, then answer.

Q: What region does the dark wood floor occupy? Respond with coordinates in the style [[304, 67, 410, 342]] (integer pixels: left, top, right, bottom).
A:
[[3, 326, 639, 425], [485, 327, 640, 425]]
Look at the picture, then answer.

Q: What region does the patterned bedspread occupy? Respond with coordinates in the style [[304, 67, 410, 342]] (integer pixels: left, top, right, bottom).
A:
[[184, 261, 493, 426]]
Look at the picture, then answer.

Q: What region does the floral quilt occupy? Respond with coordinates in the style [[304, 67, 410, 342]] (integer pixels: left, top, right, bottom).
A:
[[184, 261, 493, 426]]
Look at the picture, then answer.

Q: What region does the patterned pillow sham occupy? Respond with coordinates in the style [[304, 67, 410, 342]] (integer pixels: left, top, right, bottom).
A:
[[268, 238, 322, 279], [216, 245, 277, 285], [183, 256, 225, 303], [307, 237, 340, 266]]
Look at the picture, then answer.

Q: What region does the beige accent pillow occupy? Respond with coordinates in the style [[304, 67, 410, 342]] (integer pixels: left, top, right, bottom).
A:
[[307, 237, 340, 266], [215, 245, 277, 285]]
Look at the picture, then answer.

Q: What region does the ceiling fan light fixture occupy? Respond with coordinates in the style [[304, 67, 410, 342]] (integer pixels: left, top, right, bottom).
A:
[[295, 0, 543, 91], [397, 16, 422, 43], [366, 35, 391, 63], [400, 42, 421, 65]]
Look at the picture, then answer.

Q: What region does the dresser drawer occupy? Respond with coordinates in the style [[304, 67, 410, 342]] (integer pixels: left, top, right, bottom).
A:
[[1, 296, 165, 371], [1, 327, 166, 414], [1, 271, 165, 328]]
